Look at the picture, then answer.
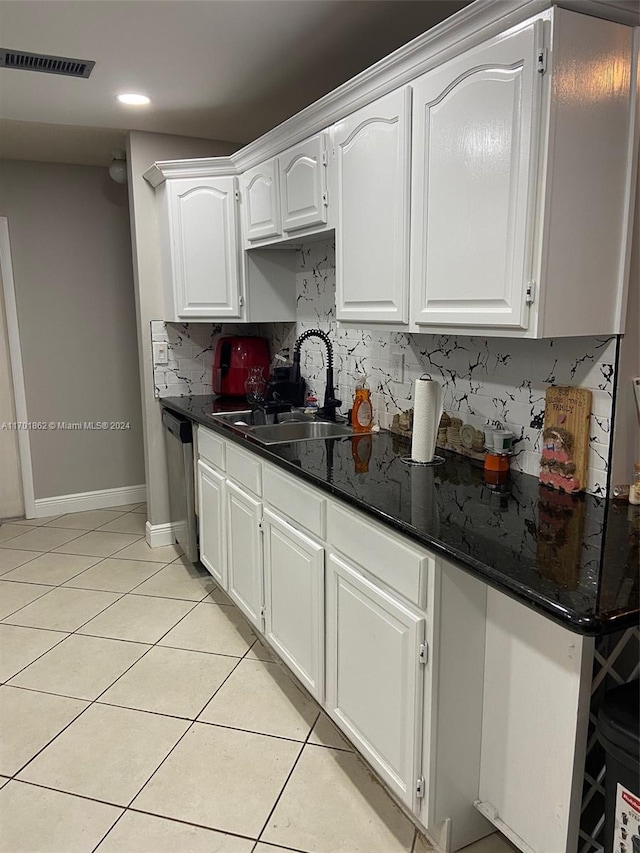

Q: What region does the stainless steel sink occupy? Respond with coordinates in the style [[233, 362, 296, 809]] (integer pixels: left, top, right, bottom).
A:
[[206, 410, 353, 444], [248, 421, 353, 444]]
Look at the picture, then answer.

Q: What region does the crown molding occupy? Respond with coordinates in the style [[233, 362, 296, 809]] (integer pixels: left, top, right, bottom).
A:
[[143, 156, 237, 187], [231, 0, 551, 171], [144, 0, 639, 186]]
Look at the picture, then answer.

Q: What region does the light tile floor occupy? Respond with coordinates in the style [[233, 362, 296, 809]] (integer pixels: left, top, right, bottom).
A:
[[0, 505, 518, 853]]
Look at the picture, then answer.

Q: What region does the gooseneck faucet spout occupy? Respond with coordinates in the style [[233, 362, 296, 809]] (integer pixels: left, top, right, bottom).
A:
[[293, 329, 342, 421]]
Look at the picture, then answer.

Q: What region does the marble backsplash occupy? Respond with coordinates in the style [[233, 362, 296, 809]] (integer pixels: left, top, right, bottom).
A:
[[151, 240, 618, 496], [150, 320, 248, 399], [268, 242, 617, 496]]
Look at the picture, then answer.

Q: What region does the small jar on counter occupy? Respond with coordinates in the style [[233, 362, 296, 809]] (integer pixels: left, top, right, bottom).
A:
[[484, 451, 510, 487]]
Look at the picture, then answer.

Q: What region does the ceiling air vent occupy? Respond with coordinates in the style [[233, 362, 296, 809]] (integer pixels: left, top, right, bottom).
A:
[[0, 48, 95, 78]]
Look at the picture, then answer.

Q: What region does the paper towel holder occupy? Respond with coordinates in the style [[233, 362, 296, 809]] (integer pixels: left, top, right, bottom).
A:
[[400, 455, 445, 467]]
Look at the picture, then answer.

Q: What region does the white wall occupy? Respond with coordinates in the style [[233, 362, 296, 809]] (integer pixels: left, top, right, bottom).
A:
[[127, 131, 237, 528], [0, 249, 23, 518], [0, 160, 145, 503]]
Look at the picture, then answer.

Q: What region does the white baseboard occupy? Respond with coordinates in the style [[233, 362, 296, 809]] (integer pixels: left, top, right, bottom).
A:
[[33, 484, 146, 518], [145, 520, 178, 548]]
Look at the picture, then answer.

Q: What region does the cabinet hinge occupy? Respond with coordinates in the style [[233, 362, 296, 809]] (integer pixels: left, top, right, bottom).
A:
[[418, 642, 428, 665], [257, 517, 264, 531], [321, 151, 328, 166], [525, 280, 536, 306], [416, 776, 425, 799], [239, 295, 245, 307], [260, 605, 266, 618], [537, 48, 547, 75], [234, 189, 240, 201], [322, 191, 328, 207]]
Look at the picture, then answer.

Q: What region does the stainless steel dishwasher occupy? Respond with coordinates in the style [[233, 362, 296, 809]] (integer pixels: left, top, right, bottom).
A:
[[162, 409, 198, 563]]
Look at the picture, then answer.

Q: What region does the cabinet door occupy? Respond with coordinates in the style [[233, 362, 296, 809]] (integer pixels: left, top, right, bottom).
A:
[[263, 509, 324, 701], [242, 159, 281, 243], [167, 176, 242, 319], [477, 589, 593, 853], [226, 480, 263, 629], [332, 88, 411, 324], [326, 552, 425, 809], [410, 22, 541, 330], [278, 133, 328, 233], [197, 459, 226, 588]]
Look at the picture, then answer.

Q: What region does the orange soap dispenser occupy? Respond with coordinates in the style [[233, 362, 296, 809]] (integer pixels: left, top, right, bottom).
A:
[[351, 373, 373, 432]]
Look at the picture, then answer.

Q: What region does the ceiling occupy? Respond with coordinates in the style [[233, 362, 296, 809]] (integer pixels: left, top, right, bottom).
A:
[[0, 0, 470, 166]]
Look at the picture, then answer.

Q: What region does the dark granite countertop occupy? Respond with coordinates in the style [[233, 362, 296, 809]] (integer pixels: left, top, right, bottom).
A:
[[162, 395, 639, 637]]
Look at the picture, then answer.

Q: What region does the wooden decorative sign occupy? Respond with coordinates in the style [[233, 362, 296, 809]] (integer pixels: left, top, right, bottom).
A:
[[539, 386, 592, 494]]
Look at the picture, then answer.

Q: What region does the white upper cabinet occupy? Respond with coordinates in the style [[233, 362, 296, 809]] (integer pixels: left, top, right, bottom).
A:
[[278, 133, 328, 234], [411, 22, 539, 331], [331, 88, 411, 325], [160, 176, 242, 321], [241, 159, 282, 243], [410, 9, 636, 337]]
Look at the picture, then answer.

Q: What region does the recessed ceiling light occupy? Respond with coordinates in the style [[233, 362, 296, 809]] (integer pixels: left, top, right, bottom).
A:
[[117, 93, 150, 106]]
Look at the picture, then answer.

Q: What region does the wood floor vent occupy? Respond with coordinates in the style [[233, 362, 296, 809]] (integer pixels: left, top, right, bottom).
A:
[[0, 48, 95, 78]]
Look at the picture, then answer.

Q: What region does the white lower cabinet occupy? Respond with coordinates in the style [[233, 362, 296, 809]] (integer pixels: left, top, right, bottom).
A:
[[226, 480, 264, 629], [477, 589, 593, 853], [263, 508, 324, 701], [195, 433, 592, 853], [326, 551, 426, 810], [197, 459, 226, 588]]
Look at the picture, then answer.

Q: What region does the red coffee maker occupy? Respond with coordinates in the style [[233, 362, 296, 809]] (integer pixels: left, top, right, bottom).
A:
[[212, 336, 270, 399]]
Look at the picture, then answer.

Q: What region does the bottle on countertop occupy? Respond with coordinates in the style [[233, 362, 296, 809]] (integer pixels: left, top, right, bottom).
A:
[[304, 393, 319, 416], [351, 373, 373, 432]]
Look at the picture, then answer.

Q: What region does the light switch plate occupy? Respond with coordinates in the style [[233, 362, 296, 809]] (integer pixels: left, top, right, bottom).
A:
[[153, 342, 169, 365], [391, 351, 404, 383]]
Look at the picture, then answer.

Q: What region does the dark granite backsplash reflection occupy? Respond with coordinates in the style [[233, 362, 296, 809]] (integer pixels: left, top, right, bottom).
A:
[[162, 396, 639, 635]]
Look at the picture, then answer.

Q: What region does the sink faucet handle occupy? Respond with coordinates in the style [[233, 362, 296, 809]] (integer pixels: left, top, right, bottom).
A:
[[318, 397, 342, 421]]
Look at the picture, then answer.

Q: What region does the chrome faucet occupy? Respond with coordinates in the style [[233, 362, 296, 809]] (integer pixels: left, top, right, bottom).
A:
[[292, 329, 342, 421]]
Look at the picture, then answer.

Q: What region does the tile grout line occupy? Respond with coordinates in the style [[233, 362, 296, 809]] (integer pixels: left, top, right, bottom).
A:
[[2, 509, 326, 852], [90, 604, 261, 850], [2, 515, 204, 783], [0, 542, 201, 633], [252, 710, 322, 849]]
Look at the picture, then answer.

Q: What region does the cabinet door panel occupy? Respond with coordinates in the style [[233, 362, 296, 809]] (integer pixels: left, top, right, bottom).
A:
[[326, 552, 424, 808], [226, 481, 263, 629], [169, 177, 241, 319], [279, 134, 327, 233], [242, 160, 281, 242], [411, 22, 539, 329], [333, 88, 411, 324], [197, 460, 226, 588], [263, 509, 324, 700], [478, 589, 593, 853]]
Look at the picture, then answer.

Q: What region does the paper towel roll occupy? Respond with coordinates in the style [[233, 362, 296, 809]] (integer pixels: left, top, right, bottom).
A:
[[411, 378, 443, 463]]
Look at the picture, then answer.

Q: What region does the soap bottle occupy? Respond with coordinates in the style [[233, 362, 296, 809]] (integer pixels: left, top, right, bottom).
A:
[[351, 374, 373, 432]]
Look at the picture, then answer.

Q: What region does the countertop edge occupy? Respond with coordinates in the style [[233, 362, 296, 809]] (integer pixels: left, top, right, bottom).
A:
[[161, 397, 638, 638]]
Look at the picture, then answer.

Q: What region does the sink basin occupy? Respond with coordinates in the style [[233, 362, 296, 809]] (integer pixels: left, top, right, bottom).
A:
[[248, 421, 353, 444], [206, 410, 353, 444]]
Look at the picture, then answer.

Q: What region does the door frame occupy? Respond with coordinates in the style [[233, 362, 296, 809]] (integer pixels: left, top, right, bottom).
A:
[[0, 217, 36, 517]]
